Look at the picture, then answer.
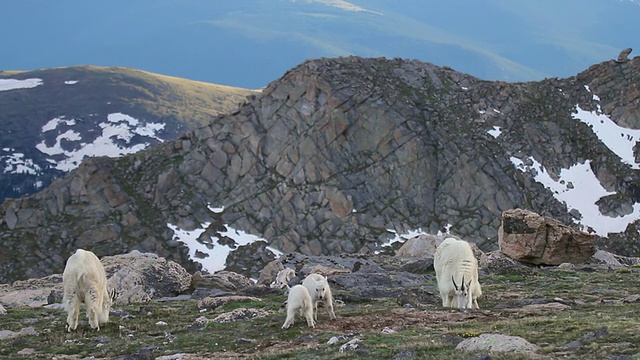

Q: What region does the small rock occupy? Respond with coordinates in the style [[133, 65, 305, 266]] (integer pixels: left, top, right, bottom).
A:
[[327, 332, 360, 345], [0, 303, 7, 315], [156, 321, 168, 326], [381, 327, 397, 334], [393, 350, 417, 359], [0, 326, 38, 340], [623, 294, 640, 303], [17, 348, 35, 355], [339, 338, 363, 353], [235, 338, 255, 345]]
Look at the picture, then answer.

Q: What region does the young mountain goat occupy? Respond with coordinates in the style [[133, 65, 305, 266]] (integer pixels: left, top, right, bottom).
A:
[[302, 273, 336, 321], [434, 238, 482, 310], [270, 268, 296, 289], [282, 285, 315, 329], [62, 249, 116, 331]]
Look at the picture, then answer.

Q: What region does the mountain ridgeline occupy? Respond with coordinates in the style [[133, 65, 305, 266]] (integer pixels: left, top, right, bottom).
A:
[[2, 56, 640, 284]]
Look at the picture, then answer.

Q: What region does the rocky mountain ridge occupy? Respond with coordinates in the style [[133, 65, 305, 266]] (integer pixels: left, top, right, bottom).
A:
[[1, 55, 640, 284]]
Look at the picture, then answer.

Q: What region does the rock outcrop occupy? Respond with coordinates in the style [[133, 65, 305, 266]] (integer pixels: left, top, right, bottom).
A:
[[2, 55, 640, 283], [498, 209, 597, 265]]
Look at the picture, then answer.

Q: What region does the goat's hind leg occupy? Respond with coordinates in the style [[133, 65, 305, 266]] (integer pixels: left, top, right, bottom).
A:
[[282, 307, 296, 329]]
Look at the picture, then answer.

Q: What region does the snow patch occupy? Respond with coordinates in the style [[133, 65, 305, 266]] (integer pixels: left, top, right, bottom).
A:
[[572, 105, 640, 169], [488, 126, 502, 138], [167, 205, 283, 273], [1, 150, 42, 175], [35, 113, 166, 171], [511, 156, 640, 236], [0, 78, 43, 91]]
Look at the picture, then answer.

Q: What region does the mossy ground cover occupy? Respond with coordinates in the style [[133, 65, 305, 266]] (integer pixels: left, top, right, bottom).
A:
[[1, 267, 639, 359]]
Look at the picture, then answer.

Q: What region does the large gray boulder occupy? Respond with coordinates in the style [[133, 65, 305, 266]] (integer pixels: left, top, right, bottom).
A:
[[103, 250, 193, 304], [498, 209, 596, 265]]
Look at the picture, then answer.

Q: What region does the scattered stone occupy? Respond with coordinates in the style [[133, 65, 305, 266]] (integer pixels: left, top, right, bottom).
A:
[[339, 338, 363, 353], [196, 295, 261, 310], [0, 303, 6, 315], [188, 316, 210, 331], [392, 350, 417, 360], [211, 308, 271, 323], [156, 321, 168, 326], [623, 294, 640, 303], [381, 327, 397, 334], [456, 333, 541, 354], [113, 346, 157, 360], [16, 348, 36, 356], [498, 208, 596, 265], [327, 332, 360, 345], [0, 326, 38, 340], [47, 289, 63, 305]]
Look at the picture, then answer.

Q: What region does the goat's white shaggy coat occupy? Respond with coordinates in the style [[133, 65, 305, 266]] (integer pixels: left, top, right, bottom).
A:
[[434, 238, 482, 310], [62, 249, 114, 331], [282, 285, 315, 329], [270, 268, 296, 289], [302, 273, 336, 321]]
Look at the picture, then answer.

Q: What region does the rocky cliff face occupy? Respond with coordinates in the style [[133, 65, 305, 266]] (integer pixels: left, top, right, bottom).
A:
[[2, 56, 640, 283]]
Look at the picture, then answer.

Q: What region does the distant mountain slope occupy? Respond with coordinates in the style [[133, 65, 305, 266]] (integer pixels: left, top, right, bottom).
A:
[[1, 0, 638, 88], [0, 66, 256, 203], [1, 55, 640, 284]]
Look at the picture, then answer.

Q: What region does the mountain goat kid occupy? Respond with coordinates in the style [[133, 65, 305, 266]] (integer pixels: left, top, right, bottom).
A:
[[302, 273, 336, 321], [282, 285, 315, 329], [434, 238, 482, 310], [62, 249, 116, 331], [270, 268, 296, 289]]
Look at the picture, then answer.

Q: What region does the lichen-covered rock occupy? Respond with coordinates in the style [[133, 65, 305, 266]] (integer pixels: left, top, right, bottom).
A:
[[456, 333, 540, 354], [498, 209, 596, 265]]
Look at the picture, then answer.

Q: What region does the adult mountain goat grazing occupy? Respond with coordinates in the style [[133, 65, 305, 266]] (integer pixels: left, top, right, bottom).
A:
[[434, 238, 482, 310], [302, 273, 336, 321], [62, 249, 116, 331], [282, 285, 315, 329]]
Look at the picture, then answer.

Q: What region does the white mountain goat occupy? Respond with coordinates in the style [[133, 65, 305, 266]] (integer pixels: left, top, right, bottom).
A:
[[434, 238, 482, 310], [270, 268, 296, 289], [282, 284, 315, 329], [302, 273, 336, 321], [62, 249, 116, 331]]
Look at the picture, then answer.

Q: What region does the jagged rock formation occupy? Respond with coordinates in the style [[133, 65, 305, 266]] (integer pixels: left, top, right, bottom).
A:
[[2, 55, 640, 283], [616, 48, 633, 63]]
